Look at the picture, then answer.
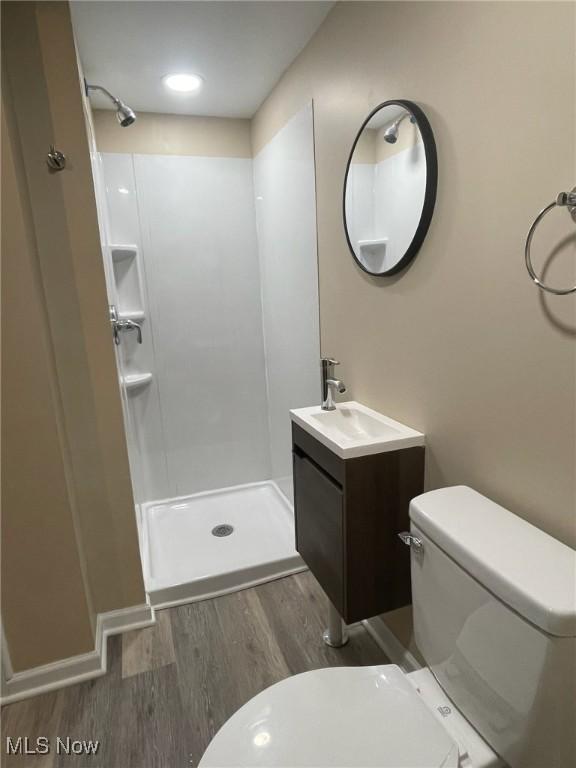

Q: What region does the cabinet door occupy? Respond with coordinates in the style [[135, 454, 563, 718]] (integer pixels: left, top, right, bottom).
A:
[[293, 450, 344, 613]]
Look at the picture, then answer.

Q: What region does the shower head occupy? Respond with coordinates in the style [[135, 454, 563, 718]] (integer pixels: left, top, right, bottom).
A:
[[84, 80, 137, 127], [115, 103, 136, 127], [383, 111, 415, 144], [383, 122, 400, 144]]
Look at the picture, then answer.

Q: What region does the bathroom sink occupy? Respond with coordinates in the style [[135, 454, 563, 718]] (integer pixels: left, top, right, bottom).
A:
[[290, 401, 425, 459]]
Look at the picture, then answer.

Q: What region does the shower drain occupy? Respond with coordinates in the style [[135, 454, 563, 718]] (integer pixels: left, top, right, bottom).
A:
[[212, 524, 234, 537]]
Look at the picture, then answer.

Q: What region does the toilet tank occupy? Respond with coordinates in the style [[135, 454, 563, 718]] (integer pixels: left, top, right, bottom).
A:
[[409, 487, 576, 768]]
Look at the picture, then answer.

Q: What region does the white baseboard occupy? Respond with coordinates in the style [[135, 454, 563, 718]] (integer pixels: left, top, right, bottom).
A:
[[362, 615, 422, 672], [1, 603, 155, 705]]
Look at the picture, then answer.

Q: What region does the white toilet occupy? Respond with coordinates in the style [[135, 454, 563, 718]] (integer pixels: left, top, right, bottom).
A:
[[199, 486, 576, 768]]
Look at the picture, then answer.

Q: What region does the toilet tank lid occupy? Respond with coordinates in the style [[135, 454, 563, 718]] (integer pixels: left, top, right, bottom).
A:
[[410, 486, 576, 638]]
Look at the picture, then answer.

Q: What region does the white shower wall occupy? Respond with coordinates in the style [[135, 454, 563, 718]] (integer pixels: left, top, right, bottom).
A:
[[136, 154, 271, 496], [346, 139, 426, 272], [100, 102, 320, 506], [344, 163, 375, 261], [102, 154, 170, 504], [254, 103, 321, 494], [373, 141, 426, 267]]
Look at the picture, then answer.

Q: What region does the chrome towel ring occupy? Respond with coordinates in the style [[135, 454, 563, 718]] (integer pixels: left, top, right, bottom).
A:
[[525, 187, 576, 295]]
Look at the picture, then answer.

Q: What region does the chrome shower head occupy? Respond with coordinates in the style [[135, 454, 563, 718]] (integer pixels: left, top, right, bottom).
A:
[[85, 80, 137, 128], [383, 122, 400, 144], [116, 102, 136, 127], [383, 111, 415, 144]]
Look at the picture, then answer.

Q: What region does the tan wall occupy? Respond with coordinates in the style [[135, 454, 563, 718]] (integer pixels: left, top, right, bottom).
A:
[[351, 128, 376, 164], [253, 1, 576, 552], [94, 109, 252, 157], [1, 101, 95, 670], [2, 1, 146, 672]]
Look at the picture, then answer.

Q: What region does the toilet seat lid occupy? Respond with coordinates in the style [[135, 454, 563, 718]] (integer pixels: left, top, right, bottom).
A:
[[199, 664, 459, 768]]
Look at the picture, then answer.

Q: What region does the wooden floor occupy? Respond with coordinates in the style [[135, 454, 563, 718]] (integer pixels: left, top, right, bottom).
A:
[[1, 572, 388, 768]]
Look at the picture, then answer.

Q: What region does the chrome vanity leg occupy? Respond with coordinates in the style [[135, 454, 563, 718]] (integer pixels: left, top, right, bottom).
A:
[[323, 601, 349, 648]]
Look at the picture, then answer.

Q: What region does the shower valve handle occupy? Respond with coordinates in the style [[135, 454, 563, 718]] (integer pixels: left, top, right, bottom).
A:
[[112, 318, 142, 345]]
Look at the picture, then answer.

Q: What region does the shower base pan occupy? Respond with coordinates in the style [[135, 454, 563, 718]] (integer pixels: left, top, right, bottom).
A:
[[140, 481, 306, 609]]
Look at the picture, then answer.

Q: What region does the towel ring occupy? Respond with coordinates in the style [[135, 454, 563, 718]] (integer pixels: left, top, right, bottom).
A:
[[525, 188, 576, 295]]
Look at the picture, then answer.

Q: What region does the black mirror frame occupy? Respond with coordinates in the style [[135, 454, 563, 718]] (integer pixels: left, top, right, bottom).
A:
[[343, 99, 438, 277]]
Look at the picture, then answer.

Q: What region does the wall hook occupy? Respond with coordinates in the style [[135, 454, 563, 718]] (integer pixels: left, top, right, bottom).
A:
[[46, 145, 66, 171]]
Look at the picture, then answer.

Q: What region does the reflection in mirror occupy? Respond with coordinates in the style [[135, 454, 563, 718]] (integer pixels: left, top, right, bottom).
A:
[[344, 100, 437, 276]]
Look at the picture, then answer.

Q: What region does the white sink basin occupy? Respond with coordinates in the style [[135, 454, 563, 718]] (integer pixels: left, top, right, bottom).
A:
[[290, 401, 425, 459]]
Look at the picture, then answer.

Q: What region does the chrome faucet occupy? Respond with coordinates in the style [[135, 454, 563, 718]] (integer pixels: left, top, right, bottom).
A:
[[321, 357, 346, 411]]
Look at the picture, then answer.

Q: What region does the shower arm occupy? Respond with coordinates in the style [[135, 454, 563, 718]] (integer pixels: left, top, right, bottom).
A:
[[395, 111, 416, 128], [84, 80, 122, 108]]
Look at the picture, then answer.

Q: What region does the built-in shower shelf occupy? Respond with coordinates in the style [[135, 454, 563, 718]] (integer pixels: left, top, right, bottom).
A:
[[358, 237, 388, 251], [111, 244, 138, 262], [122, 372, 153, 392], [117, 310, 145, 323]]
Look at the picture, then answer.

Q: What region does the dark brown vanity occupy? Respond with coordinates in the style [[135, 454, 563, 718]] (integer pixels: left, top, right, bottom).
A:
[[292, 416, 425, 624]]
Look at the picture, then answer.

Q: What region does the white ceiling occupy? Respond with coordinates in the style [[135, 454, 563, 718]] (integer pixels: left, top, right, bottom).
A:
[[367, 105, 406, 130], [71, 1, 333, 118]]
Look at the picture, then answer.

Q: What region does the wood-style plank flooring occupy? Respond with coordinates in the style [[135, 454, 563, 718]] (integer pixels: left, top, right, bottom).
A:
[[1, 572, 388, 768]]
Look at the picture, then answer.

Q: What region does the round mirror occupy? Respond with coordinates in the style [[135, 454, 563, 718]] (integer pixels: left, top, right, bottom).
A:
[[343, 100, 437, 276]]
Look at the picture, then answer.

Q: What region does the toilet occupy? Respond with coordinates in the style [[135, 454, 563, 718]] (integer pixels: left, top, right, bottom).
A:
[[199, 486, 576, 768]]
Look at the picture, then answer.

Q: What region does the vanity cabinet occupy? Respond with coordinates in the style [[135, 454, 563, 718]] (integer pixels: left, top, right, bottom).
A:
[[292, 422, 425, 624]]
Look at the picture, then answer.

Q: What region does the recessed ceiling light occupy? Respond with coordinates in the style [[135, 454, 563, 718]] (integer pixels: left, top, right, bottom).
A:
[[162, 73, 203, 93]]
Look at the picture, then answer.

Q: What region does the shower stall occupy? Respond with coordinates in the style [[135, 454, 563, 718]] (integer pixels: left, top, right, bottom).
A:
[[89, 104, 320, 607]]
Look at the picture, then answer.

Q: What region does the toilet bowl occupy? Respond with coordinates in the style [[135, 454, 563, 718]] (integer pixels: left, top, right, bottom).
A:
[[200, 486, 576, 768]]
